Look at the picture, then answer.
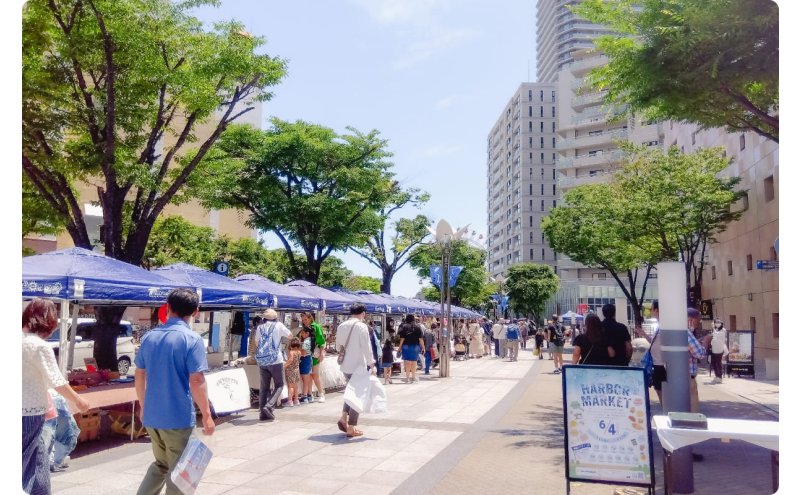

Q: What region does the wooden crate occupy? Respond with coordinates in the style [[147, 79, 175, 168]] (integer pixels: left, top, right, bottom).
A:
[[75, 411, 101, 442], [107, 410, 147, 438]]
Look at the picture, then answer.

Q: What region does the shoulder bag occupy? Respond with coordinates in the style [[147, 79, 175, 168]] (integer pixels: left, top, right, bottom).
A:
[[337, 321, 358, 365]]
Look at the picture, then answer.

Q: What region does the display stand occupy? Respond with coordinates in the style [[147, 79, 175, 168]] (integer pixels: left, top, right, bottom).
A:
[[725, 330, 755, 378]]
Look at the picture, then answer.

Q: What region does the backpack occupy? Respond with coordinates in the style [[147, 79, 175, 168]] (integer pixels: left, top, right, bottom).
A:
[[255, 322, 280, 366], [550, 324, 564, 345], [638, 329, 658, 387]]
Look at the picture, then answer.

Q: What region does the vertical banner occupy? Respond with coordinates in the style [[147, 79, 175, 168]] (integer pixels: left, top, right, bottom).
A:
[[448, 266, 464, 288], [429, 266, 442, 289], [562, 365, 655, 489]]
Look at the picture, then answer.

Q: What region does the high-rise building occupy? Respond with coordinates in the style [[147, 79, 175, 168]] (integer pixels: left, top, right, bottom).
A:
[[486, 83, 558, 280]]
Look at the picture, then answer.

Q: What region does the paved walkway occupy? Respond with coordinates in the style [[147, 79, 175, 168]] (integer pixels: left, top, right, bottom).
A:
[[51, 346, 780, 495]]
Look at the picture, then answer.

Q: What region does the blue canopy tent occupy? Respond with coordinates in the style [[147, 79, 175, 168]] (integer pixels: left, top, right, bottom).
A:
[[561, 310, 584, 323], [22, 247, 179, 305], [22, 247, 182, 373], [234, 274, 322, 311], [154, 263, 272, 310], [284, 280, 360, 313]]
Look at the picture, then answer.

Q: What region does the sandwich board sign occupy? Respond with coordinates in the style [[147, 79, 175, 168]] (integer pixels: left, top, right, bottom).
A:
[[562, 365, 655, 494]]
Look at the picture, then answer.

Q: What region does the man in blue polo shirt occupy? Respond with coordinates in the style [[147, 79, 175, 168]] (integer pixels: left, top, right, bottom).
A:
[[134, 288, 214, 495]]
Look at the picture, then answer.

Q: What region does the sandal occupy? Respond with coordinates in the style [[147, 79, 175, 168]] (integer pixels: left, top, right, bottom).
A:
[[346, 428, 364, 438], [337, 419, 347, 433]]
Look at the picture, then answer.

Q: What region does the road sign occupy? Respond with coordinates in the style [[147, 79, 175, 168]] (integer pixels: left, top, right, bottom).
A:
[[212, 260, 230, 276]]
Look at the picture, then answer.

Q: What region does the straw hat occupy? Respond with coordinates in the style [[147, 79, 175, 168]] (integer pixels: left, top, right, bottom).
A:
[[263, 308, 278, 320]]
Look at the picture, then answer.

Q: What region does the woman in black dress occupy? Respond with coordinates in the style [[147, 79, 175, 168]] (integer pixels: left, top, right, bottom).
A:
[[571, 314, 615, 365]]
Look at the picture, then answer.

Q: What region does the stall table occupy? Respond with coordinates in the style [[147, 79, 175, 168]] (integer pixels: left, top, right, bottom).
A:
[[651, 415, 778, 494], [77, 381, 139, 440]]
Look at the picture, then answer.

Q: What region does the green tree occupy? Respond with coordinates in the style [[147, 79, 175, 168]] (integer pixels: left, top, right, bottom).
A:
[[543, 144, 744, 322], [22, 0, 287, 370], [343, 275, 382, 293], [23, 177, 67, 255], [316, 256, 354, 288], [571, 0, 778, 142], [409, 240, 494, 309], [505, 264, 560, 324], [191, 120, 398, 284], [143, 216, 222, 269], [350, 186, 431, 294]]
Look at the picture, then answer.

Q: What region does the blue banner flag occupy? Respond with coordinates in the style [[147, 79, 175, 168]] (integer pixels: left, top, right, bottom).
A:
[[500, 296, 510, 311], [448, 266, 465, 288], [429, 266, 443, 289]]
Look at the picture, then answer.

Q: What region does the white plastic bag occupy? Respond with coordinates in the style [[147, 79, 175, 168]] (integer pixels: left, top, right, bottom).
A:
[[343, 367, 388, 414], [170, 435, 213, 495]]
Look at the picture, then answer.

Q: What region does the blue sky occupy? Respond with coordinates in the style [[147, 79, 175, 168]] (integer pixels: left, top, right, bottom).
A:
[[191, 0, 537, 297]]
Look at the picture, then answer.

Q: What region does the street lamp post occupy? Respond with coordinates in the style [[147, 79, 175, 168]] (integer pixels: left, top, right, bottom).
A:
[[428, 219, 469, 378]]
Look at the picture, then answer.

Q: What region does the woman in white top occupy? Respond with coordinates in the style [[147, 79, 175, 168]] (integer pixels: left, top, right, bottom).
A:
[[709, 319, 728, 383], [22, 299, 90, 495]]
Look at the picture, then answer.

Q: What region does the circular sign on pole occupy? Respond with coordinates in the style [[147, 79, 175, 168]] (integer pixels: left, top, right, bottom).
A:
[[213, 260, 230, 276]]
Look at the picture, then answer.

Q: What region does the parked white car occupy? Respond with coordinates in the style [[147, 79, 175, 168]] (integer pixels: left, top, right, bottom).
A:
[[48, 318, 138, 374]]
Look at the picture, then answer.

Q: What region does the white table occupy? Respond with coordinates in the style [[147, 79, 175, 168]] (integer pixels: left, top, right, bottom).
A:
[[651, 415, 778, 494]]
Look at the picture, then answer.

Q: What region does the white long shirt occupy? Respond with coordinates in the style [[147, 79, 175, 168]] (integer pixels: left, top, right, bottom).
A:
[[335, 318, 375, 374]]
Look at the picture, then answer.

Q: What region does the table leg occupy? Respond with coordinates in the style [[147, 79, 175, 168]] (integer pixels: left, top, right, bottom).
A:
[[771, 451, 779, 493], [131, 401, 135, 441], [662, 448, 672, 495]]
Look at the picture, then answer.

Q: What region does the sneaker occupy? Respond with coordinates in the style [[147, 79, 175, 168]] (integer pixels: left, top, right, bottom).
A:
[[284, 402, 294, 407], [293, 400, 300, 406], [317, 395, 326, 403], [553, 369, 561, 374], [298, 397, 308, 404]]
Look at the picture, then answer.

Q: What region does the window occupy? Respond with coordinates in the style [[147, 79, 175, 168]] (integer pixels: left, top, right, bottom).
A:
[[552, 169, 555, 180], [729, 315, 737, 332], [529, 184, 533, 195], [541, 200, 545, 211], [540, 137, 544, 148], [541, 167, 544, 176], [540, 106, 544, 117], [552, 122, 556, 132], [529, 106, 532, 117], [529, 137, 533, 148], [772, 313, 779, 338], [727, 260, 733, 276], [739, 134, 746, 150], [552, 90, 556, 100], [764, 176, 774, 201], [552, 184, 556, 195], [552, 199, 557, 208], [552, 107, 556, 117], [711, 266, 716, 280], [529, 199, 533, 210], [530, 248, 534, 260], [592, 273, 607, 280], [541, 184, 544, 195], [542, 248, 545, 260], [552, 137, 556, 148], [528, 89, 532, 102], [540, 153, 545, 164], [742, 192, 749, 211], [750, 317, 756, 332], [746, 254, 753, 271], [540, 121, 544, 132], [540, 90, 543, 101], [529, 121, 533, 132], [529, 216, 533, 227]]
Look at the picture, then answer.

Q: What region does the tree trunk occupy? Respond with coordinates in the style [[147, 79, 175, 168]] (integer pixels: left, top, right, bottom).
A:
[[381, 266, 393, 294], [93, 305, 127, 371]]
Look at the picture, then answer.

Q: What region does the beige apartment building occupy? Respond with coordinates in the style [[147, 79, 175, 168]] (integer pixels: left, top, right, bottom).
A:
[[663, 123, 779, 369], [486, 82, 559, 280]]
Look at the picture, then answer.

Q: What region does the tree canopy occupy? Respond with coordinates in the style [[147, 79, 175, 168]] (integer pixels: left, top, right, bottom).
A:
[[22, 0, 287, 370], [571, 0, 778, 142], [190, 120, 399, 283], [543, 144, 744, 322], [350, 187, 431, 294], [505, 264, 560, 324]]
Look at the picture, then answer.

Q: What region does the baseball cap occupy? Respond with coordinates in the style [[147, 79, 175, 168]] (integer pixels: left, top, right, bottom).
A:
[[687, 307, 701, 318]]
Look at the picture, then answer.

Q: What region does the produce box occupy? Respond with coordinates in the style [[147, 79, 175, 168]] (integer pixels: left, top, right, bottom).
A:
[[75, 410, 101, 442]]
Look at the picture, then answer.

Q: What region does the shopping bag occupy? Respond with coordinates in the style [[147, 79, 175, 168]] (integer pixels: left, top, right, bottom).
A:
[[363, 374, 388, 414], [170, 436, 213, 495], [343, 366, 371, 414]]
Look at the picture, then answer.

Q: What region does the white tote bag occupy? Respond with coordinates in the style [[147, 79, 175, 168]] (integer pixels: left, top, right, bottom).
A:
[[343, 367, 388, 414]]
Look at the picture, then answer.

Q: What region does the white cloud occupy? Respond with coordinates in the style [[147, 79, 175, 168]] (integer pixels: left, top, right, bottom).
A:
[[393, 27, 480, 69], [421, 144, 463, 157]]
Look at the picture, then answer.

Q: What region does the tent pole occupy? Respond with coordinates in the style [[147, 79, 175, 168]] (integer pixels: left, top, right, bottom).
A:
[[58, 299, 70, 376], [66, 302, 80, 371]]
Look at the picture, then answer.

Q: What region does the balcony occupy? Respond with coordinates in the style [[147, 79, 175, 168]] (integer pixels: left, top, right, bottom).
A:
[[557, 170, 617, 189], [574, 149, 624, 168], [572, 91, 607, 110], [557, 128, 629, 151]]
